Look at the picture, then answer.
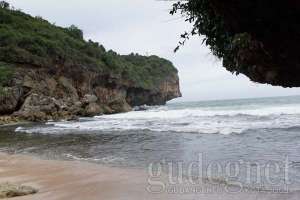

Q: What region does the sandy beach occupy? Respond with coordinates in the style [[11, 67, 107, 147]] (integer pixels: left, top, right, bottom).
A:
[[0, 153, 298, 200]]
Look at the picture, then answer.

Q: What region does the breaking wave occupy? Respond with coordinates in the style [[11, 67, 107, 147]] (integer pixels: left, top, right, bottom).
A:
[[15, 97, 300, 135]]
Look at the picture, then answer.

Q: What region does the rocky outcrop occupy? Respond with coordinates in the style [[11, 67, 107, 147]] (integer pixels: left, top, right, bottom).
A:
[[0, 65, 181, 122], [126, 73, 181, 106], [209, 0, 300, 87], [0, 183, 37, 199], [172, 0, 300, 87]]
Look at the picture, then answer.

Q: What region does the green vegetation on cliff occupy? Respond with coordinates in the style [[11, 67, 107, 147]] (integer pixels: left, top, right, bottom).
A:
[[0, 62, 13, 86], [0, 2, 177, 90], [0, 62, 14, 94]]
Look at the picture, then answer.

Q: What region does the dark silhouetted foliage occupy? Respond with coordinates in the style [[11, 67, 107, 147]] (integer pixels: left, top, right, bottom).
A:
[[170, 0, 243, 74]]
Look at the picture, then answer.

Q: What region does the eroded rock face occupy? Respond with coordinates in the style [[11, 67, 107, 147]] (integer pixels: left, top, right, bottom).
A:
[[0, 66, 181, 121], [0, 87, 23, 115], [126, 73, 181, 106]]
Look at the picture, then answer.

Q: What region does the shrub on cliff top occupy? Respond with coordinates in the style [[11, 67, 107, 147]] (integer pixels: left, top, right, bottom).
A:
[[0, 1, 9, 9]]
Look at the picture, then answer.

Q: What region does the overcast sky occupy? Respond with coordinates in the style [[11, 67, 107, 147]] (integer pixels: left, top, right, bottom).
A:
[[7, 0, 300, 101]]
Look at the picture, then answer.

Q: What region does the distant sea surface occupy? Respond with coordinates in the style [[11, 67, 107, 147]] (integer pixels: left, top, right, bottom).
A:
[[2, 95, 300, 190]]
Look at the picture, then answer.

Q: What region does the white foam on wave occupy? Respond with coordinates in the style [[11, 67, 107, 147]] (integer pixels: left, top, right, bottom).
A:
[[98, 103, 300, 119], [63, 153, 125, 163], [15, 103, 300, 135]]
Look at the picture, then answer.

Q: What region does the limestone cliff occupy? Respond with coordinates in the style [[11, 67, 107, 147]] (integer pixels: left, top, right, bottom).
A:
[[0, 64, 180, 122], [0, 3, 181, 122]]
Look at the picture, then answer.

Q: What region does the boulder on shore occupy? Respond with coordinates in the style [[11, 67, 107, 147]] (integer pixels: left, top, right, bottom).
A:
[[0, 183, 38, 199]]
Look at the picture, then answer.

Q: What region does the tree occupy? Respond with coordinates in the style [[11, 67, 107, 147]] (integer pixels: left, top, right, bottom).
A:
[[66, 25, 83, 40], [0, 1, 9, 9]]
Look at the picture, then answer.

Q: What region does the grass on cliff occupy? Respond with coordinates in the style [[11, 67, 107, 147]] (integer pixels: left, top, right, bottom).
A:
[[0, 2, 177, 90], [0, 62, 14, 94]]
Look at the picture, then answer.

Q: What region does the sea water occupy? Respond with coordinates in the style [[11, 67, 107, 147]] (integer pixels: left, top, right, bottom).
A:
[[2, 95, 300, 191]]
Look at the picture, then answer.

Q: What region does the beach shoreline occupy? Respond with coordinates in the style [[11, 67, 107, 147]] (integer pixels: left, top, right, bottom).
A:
[[0, 152, 298, 200], [0, 152, 151, 200]]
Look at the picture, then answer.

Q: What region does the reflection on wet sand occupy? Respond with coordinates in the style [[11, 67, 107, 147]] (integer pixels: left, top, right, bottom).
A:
[[0, 153, 298, 200]]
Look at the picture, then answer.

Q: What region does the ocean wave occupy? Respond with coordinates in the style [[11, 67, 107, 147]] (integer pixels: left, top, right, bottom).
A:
[[96, 104, 300, 119], [14, 102, 300, 135], [63, 153, 125, 164]]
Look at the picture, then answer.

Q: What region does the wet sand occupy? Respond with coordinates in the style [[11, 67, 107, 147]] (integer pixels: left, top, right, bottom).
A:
[[0, 153, 298, 200]]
